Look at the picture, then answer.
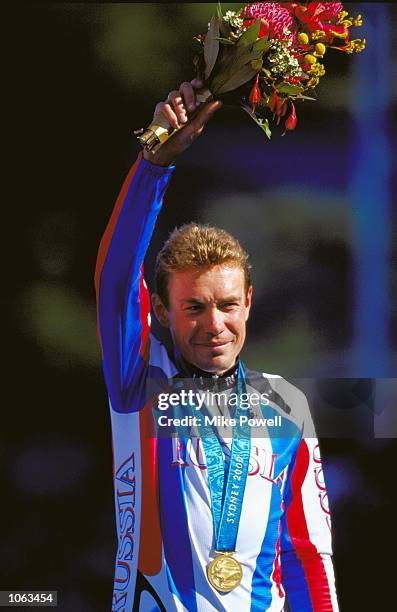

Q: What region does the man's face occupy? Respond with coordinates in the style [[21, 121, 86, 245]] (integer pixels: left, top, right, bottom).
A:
[[153, 264, 252, 374]]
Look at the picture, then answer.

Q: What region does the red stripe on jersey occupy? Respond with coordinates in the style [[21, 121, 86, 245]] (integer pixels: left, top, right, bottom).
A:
[[138, 404, 162, 575], [286, 439, 333, 611], [272, 517, 284, 598], [272, 535, 283, 598]]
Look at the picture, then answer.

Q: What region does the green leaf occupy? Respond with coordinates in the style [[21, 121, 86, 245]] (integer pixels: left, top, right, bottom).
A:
[[297, 94, 317, 101], [251, 58, 263, 70], [253, 37, 271, 53], [217, 2, 233, 39], [210, 51, 258, 92], [214, 63, 257, 94], [237, 21, 260, 46], [208, 25, 266, 94], [258, 118, 272, 139], [276, 84, 305, 95], [220, 22, 232, 39], [204, 16, 220, 80], [253, 116, 272, 139], [242, 104, 272, 139], [214, 37, 235, 46], [213, 42, 262, 78]]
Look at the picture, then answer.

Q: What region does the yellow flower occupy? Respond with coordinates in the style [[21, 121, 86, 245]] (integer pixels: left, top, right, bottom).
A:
[[308, 63, 325, 77], [337, 10, 354, 27], [345, 38, 366, 54], [311, 30, 326, 41], [314, 43, 326, 57], [353, 15, 363, 27], [307, 76, 319, 89], [337, 10, 349, 22], [353, 38, 366, 53], [304, 54, 317, 65], [298, 32, 309, 45], [329, 29, 348, 39]]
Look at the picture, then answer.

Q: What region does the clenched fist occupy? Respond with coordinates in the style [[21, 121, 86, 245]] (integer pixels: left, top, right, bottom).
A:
[[143, 79, 222, 167]]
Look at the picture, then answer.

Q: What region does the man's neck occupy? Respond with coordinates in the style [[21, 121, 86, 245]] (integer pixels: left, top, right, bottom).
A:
[[174, 350, 239, 389]]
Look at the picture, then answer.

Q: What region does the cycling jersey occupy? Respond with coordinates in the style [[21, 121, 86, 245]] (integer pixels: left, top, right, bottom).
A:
[[95, 153, 339, 611]]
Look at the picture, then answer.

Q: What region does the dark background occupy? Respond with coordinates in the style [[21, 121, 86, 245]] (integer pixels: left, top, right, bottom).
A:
[[4, 3, 397, 610]]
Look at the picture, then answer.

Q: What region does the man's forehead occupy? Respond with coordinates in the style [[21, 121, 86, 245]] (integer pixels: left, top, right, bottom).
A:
[[169, 264, 246, 298]]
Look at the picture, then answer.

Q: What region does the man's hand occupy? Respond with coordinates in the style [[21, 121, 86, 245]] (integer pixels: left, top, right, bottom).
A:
[[143, 79, 222, 167]]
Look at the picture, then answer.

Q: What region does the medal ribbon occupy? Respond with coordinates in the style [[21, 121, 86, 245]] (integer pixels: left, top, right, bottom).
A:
[[199, 362, 251, 552]]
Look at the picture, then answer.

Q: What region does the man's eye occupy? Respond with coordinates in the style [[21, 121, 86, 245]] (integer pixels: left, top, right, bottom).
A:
[[221, 302, 238, 311], [186, 304, 202, 312]]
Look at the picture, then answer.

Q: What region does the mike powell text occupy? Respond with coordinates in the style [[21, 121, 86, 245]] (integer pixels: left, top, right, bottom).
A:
[[156, 414, 283, 428]]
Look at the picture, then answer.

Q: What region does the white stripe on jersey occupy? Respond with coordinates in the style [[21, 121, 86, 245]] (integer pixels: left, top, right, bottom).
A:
[[177, 436, 286, 611], [110, 409, 142, 612]]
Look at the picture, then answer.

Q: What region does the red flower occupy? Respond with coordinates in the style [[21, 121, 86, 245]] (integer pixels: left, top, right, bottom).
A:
[[292, 2, 343, 22], [321, 23, 349, 42], [291, 2, 348, 42], [284, 75, 304, 84], [285, 101, 297, 131], [241, 2, 296, 40], [313, 2, 343, 21], [249, 75, 261, 111], [269, 87, 281, 115]]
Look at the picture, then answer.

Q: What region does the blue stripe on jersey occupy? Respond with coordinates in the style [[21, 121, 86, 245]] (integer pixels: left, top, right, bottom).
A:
[[260, 401, 302, 439], [280, 449, 313, 612], [250, 480, 283, 611], [157, 438, 198, 612], [249, 431, 296, 612], [249, 404, 304, 610]]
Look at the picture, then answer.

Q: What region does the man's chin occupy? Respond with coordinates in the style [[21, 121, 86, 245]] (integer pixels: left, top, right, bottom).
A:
[[193, 356, 236, 375]]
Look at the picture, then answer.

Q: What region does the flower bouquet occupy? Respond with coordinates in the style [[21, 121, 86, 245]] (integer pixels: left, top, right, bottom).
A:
[[136, 2, 365, 152]]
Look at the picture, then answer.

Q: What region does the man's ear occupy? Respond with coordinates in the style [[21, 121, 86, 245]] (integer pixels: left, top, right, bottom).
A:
[[151, 293, 170, 327]]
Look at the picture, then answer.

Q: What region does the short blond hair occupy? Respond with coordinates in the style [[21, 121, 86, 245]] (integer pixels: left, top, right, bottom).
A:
[[155, 222, 251, 307]]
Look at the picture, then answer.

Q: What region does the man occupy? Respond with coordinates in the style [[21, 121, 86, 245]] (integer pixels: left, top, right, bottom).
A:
[[95, 79, 339, 611]]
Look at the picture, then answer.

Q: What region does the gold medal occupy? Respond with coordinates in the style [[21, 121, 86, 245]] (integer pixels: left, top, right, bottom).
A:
[[207, 551, 243, 593]]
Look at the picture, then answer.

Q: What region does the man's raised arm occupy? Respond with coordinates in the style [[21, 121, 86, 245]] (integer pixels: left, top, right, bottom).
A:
[[94, 80, 222, 413]]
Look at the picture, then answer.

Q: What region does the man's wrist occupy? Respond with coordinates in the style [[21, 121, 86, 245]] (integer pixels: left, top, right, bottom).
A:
[[143, 148, 176, 168], [139, 154, 175, 176]]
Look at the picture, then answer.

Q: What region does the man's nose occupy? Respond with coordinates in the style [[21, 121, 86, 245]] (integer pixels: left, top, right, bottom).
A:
[[203, 307, 224, 335]]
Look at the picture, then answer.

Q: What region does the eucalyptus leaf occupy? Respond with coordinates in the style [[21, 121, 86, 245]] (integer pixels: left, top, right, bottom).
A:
[[210, 51, 259, 93], [214, 37, 235, 45], [218, 6, 232, 38], [253, 37, 271, 53], [276, 84, 305, 94], [214, 64, 257, 94], [258, 118, 272, 139], [209, 22, 265, 94], [297, 94, 317, 101], [237, 21, 260, 47], [242, 104, 272, 139], [213, 43, 262, 78], [204, 16, 220, 80], [251, 58, 263, 70]]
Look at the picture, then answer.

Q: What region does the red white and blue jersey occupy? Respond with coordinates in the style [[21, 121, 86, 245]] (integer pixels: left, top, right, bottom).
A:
[[95, 154, 339, 611]]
